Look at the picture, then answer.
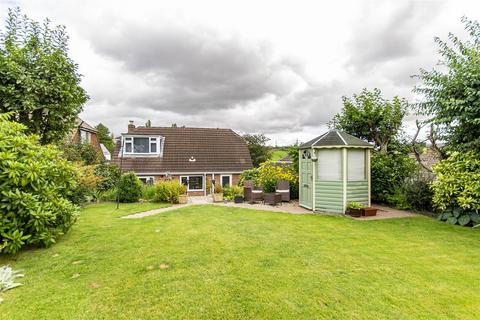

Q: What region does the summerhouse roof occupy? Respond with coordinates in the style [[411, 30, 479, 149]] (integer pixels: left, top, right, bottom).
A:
[[299, 130, 373, 149]]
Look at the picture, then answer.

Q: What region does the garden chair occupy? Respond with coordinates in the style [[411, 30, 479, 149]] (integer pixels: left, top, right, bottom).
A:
[[276, 180, 290, 202]]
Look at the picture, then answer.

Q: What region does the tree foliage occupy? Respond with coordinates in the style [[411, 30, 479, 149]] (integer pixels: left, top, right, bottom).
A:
[[243, 133, 271, 167], [117, 172, 142, 203], [415, 17, 480, 152], [0, 113, 79, 254], [60, 142, 103, 165], [332, 88, 408, 153], [0, 8, 88, 145], [95, 123, 115, 153]]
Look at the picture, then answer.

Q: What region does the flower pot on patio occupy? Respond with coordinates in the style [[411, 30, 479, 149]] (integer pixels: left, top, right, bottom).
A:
[[178, 195, 188, 204], [264, 193, 281, 206], [362, 207, 377, 216], [346, 208, 362, 217], [213, 193, 223, 202], [234, 195, 244, 203]]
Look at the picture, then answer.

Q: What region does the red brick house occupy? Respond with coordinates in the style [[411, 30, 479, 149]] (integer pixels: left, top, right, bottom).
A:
[[112, 121, 253, 195], [70, 117, 101, 149]]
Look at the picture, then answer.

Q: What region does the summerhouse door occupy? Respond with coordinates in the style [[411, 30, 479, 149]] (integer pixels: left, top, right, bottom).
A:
[[300, 152, 313, 209]]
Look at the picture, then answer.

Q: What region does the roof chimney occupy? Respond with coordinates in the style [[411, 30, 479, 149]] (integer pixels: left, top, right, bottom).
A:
[[128, 120, 135, 132]]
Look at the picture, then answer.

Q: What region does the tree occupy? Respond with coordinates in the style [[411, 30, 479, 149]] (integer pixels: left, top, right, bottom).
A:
[[0, 8, 88, 145], [60, 142, 103, 165], [95, 123, 115, 153], [145, 120, 152, 127], [414, 17, 480, 152], [0, 113, 79, 254], [243, 133, 271, 167], [332, 88, 407, 153]]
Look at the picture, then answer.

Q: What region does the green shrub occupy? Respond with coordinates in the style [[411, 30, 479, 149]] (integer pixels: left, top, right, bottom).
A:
[[437, 207, 480, 227], [371, 152, 417, 203], [153, 180, 186, 204], [61, 142, 103, 165], [117, 172, 142, 203], [403, 175, 434, 212], [142, 184, 156, 201], [347, 202, 365, 210], [239, 169, 260, 186], [98, 189, 117, 202], [69, 165, 103, 205], [94, 163, 121, 191], [0, 114, 79, 254], [432, 151, 480, 212], [385, 187, 411, 210]]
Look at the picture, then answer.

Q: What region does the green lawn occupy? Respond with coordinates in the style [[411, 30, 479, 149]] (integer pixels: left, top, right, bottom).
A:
[[1, 203, 479, 319]]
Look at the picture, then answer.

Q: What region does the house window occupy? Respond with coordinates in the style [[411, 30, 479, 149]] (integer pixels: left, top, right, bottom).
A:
[[138, 176, 155, 185], [221, 175, 232, 187], [318, 149, 342, 181], [180, 176, 204, 191], [348, 149, 366, 181], [80, 130, 91, 143], [123, 136, 160, 154]]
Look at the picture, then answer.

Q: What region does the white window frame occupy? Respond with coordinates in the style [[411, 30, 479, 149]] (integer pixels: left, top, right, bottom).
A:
[[80, 130, 91, 143], [138, 176, 155, 185], [180, 175, 204, 192], [220, 174, 232, 188], [317, 149, 342, 181], [347, 149, 366, 181], [123, 135, 162, 155]]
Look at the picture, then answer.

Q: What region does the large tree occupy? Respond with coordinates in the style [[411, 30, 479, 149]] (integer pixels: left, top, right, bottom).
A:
[[414, 17, 480, 152], [95, 123, 115, 153], [0, 8, 88, 145], [243, 133, 271, 167], [332, 88, 407, 153]]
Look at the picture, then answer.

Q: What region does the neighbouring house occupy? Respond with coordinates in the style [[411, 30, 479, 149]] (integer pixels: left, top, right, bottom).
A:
[[69, 117, 111, 160], [299, 130, 373, 213], [112, 121, 253, 195]]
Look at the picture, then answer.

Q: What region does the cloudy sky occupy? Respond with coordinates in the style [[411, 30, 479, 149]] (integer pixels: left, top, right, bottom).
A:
[[1, 0, 479, 145]]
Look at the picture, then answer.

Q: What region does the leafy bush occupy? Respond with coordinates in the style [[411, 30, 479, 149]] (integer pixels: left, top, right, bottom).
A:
[[371, 152, 416, 204], [61, 142, 103, 165], [244, 162, 299, 198], [431, 151, 480, 212], [153, 180, 187, 204], [98, 189, 117, 202], [142, 184, 156, 201], [117, 172, 142, 203], [223, 187, 234, 201], [437, 207, 480, 227], [0, 114, 79, 254], [403, 175, 434, 212], [69, 165, 103, 205], [94, 163, 121, 191], [385, 187, 411, 210]]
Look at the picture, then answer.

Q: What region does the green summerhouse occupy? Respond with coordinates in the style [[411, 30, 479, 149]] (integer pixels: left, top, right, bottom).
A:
[[299, 130, 374, 213]]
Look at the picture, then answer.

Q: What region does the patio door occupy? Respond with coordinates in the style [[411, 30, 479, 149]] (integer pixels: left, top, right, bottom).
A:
[[300, 151, 313, 209]]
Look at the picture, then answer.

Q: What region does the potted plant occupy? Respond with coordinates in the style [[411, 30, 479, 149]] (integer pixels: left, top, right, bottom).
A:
[[213, 184, 223, 202], [233, 185, 244, 203], [362, 206, 377, 216], [346, 202, 365, 217], [178, 184, 188, 204], [263, 178, 280, 205]]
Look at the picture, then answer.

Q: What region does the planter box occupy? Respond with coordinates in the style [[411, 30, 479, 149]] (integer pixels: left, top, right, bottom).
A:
[[346, 208, 362, 217], [178, 195, 188, 204], [213, 193, 223, 202], [234, 195, 244, 203], [362, 207, 377, 216], [264, 193, 282, 206]]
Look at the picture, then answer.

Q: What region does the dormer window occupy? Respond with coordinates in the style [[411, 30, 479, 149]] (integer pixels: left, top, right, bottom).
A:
[[123, 136, 162, 155]]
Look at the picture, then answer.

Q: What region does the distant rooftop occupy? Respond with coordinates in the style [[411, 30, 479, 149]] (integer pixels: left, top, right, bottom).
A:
[[300, 130, 373, 148]]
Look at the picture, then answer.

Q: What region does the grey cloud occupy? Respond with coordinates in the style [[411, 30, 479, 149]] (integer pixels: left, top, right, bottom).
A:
[[86, 21, 305, 113]]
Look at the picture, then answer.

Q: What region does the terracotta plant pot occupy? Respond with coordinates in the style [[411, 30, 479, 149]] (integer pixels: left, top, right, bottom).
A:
[[346, 208, 362, 217], [234, 195, 244, 203], [213, 193, 223, 202], [362, 207, 377, 216], [178, 195, 188, 204]]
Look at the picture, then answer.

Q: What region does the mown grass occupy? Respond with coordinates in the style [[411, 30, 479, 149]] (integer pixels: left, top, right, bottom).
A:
[[1, 203, 479, 319], [270, 149, 289, 161]]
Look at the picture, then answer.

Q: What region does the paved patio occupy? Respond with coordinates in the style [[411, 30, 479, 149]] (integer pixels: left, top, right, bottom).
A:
[[122, 196, 418, 220]]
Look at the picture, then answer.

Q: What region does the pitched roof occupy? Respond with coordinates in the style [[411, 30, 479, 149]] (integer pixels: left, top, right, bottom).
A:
[[75, 117, 97, 133], [300, 130, 373, 148], [112, 127, 253, 174]]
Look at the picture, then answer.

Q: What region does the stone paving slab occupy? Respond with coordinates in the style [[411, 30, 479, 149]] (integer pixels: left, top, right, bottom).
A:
[[121, 204, 191, 219]]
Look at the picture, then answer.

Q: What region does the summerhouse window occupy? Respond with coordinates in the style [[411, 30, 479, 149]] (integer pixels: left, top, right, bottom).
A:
[[317, 149, 342, 181], [124, 136, 161, 154], [348, 150, 366, 180]]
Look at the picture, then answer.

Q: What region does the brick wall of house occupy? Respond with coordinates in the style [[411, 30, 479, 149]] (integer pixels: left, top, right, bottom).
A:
[[149, 173, 241, 196]]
